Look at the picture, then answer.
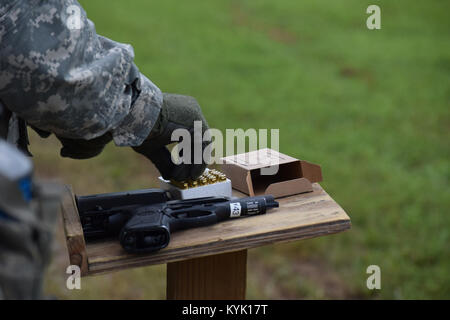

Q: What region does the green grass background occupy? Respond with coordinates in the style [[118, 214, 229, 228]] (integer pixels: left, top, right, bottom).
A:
[[35, 0, 449, 299]]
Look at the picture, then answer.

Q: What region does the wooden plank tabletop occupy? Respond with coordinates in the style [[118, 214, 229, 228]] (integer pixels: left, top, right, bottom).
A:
[[72, 183, 351, 276]]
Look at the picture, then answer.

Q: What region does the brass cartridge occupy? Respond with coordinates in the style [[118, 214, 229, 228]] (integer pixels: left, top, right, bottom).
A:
[[170, 169, 227, 189]]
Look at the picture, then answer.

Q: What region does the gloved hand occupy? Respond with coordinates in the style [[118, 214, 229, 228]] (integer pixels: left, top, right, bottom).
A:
[[57, 133, 113, 159], [133, 93, 210, 182]]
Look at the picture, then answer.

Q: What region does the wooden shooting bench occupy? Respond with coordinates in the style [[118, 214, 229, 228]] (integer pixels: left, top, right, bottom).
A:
[[61, 183, 350, 299]]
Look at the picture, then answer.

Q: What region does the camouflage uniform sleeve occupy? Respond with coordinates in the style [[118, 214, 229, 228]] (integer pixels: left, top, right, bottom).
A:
[[0, 0, 162, 147]]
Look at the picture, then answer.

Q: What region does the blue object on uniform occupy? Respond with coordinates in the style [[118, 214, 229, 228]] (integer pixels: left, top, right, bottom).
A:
[[0, 177, 31, 221], [0, 178, 31, 221], [18, 175, 33, 202], [0, 210, 18, 221]]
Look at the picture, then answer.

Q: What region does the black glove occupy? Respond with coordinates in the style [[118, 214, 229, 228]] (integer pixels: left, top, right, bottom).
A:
[[57, 133, 113, 159], [133, 93, 210, 182]]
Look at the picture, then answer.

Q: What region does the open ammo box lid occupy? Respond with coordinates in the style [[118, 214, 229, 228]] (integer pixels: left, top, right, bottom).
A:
[[220, 148, 322, 198]]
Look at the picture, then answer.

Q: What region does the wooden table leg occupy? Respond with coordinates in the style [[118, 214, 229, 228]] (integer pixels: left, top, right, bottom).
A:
[[166, 250, 247, 300]]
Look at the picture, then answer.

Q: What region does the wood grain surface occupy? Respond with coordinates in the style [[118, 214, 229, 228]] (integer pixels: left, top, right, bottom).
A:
[[60, 185, 89, 276], [61, 183, 351, 276], [166, 250, 247, 299]]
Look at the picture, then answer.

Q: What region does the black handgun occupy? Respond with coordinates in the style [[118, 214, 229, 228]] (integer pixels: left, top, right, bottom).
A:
[[76, 189, 278, 254]]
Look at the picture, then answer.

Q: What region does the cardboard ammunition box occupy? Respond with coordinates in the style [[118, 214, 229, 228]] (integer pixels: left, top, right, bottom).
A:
[[220, 148, 322, 198]]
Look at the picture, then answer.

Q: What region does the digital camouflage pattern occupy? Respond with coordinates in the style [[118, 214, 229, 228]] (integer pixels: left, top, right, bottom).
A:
[[0, 139, 62, 300], [0, 0, 163, 147], [0, 0, 164, 299]]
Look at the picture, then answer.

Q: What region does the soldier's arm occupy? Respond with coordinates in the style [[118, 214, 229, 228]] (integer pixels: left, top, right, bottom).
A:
[[0, 0, 209, 181], [0, 0, 162, 147]]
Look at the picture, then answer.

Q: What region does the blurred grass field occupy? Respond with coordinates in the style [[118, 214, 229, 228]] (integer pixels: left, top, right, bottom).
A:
[[35, 0, 449, 299]]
